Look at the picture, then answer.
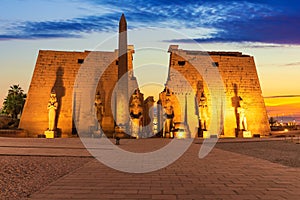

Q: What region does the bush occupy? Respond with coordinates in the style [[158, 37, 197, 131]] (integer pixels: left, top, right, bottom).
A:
[[0, 116, 13, 129]]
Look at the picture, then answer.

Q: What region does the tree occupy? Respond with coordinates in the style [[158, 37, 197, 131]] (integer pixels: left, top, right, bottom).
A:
[[2, 84, 26, 119], [269, 117, 277, 127]]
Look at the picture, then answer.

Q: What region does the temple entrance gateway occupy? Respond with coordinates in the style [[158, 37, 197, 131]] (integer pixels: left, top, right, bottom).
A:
[[19, 14, 270, 138]]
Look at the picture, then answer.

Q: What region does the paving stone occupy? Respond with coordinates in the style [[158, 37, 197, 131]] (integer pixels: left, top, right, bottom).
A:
[[24, 139, 299, 199]]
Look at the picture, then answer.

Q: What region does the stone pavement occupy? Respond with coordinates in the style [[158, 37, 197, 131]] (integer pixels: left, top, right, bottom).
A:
[[7, 137, 295, 200], [18, 139, 300, 200], [0, 137, 91, 157]]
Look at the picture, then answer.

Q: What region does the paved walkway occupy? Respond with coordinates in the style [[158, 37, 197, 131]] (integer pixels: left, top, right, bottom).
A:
[[0, 137, 91, 157], [8, 139, 300, 200], [4, 137, 294, 200]]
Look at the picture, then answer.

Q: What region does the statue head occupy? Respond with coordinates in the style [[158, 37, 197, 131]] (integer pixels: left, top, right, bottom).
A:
[[165, 97, 172, 107], [50, 90, 57, 102], [135, 88, 140, 95], [132, 89, 140, 101], [166, 88, 171, 96], [95, 92, 101, 100]]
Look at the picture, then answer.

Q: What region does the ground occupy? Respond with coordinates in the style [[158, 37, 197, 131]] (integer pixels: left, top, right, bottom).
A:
[[215, 140, 300, 168], [0, 137, 299, 199], [0, 156, 92, 199]]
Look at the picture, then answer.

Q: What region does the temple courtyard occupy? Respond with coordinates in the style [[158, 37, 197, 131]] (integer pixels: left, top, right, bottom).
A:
[[0, 137, 299, 199]]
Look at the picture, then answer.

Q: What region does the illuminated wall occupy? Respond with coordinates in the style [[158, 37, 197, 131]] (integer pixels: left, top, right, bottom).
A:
[[163, 45, 270, 137], [19, 48, 136, 137]]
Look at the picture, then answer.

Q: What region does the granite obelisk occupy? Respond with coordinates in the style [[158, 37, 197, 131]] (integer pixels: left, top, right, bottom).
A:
[[118, 13, 128, 80], [115, 14, 129, 134]]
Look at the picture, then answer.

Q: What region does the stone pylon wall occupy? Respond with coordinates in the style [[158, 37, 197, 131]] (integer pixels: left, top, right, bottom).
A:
[[19, 48, 136, 137], [166, 46, 270, 137], [19, 50, 88, 137]]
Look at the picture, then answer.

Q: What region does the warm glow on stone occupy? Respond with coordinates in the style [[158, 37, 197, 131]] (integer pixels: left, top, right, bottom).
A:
[[176, 131, 186, 139]]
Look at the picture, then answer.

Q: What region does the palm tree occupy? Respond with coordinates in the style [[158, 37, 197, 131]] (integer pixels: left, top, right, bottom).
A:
[[2, 84, 26, 119], [8, 84, 24, 96], [269, 117, 277, 127]]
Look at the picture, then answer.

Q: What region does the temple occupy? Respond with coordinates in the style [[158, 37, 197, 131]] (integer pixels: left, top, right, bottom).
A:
[[157, 46, 270, 138], [19, 14, 270, 138]]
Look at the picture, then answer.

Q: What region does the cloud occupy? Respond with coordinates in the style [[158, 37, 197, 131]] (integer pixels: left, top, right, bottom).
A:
[[0, 33, 80, 41], [208, 14, 300, 45], [238, 43, 288, 48], [0, 0, 300, 44], [282, 62, 300, 67], [0, 15, 120, 40], [264, 95, 300, 98], [162, 39, 293, 49]]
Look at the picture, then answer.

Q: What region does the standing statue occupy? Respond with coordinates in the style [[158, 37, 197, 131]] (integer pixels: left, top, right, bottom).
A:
[[238, 97, 247, 131], [129, 89, 143, 138], [163, 97, 174, 137], [198, 92, 208, 131], [47, 91, 58, 131], [94, 92, 104, 130]]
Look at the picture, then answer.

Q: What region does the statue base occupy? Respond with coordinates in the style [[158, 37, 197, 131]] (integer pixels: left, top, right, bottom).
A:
[[37, 134, 46, 138], [198, 128, 203, 137], [237, 130, 244, 138], [93, 130, 103, 138], [165, 132, 174, 138], [114, 126, 129, 138], [203, 131, 209, 139], [243, 131, 252, 138], [44, 130, 55, 138]]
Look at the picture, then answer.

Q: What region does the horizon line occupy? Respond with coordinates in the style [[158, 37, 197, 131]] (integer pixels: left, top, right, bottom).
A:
[[263, 95, 300, 98]]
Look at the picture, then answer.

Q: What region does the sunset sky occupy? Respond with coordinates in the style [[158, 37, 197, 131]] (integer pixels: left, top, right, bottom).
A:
[[0, 0, 299, 122]]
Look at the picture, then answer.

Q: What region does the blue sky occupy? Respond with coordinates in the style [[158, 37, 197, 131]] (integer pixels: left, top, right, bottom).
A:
[[1, 0, 300, 43], [0, 0, 300, 120]]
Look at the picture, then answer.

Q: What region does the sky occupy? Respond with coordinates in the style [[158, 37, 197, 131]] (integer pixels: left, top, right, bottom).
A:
[[0, 0, 299, 122]]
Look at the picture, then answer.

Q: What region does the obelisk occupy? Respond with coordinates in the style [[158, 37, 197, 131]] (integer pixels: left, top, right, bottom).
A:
[[118, 13, 128, 80], [115, 14, 129, 134]]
